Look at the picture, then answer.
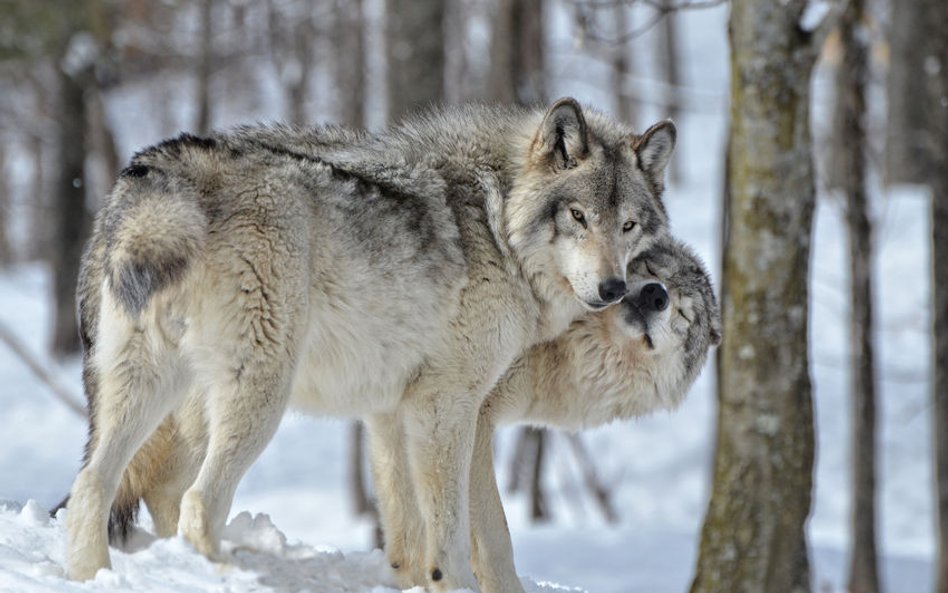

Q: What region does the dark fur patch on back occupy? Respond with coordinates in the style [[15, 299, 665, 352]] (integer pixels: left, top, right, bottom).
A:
[[133, 132, 217, 161], [112, 256, 188, 317], [121, 164, 150, 178]]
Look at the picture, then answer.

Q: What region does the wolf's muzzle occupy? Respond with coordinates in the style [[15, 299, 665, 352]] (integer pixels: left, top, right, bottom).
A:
[[598, 278, 628, 304]]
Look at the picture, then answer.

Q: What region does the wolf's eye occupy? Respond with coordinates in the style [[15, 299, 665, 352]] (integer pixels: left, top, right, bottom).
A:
[[623, 220, 636, 232], [570, 209, 587, 227]]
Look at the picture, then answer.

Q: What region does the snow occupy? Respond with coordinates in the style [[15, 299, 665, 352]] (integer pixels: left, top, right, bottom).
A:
[[0, 1, 937, 592]]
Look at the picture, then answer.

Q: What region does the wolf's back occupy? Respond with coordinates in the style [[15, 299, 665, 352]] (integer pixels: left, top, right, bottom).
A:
[[103, 166, 207, 318]]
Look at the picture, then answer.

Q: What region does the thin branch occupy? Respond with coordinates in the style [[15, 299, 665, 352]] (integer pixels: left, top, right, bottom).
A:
[[577, 0, 726, 45], [564, 433, 620, 524], [0, 320, 86, 417]]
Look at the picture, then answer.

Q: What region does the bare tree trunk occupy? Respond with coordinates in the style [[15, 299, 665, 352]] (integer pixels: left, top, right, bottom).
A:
[[656, 2, 681, 182], [830, 2, 881, 591], [927, 1, 948, 590], [0, 142, 12, 265], [195, 0, 214, 134], [333, 0, 365, 127], [690, 3, 828, 592], [885, 0, 929, 185], [50, 63, 92, 357], [444, 0, 471, 103], [348, 422, 373, 515], [488, 0, 545, 105], [287, 7, 314, 125], [385, 0, 445, 122], [527, 427, 548, 522], [610, 3, 635, 125]]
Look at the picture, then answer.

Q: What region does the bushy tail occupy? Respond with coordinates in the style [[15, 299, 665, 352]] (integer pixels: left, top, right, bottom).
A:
[[106, 174, 207, 317]]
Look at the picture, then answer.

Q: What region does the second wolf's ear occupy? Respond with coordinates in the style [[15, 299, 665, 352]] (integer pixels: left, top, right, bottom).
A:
[[531, 97, 589, 170], [632, 120, 676, 179]]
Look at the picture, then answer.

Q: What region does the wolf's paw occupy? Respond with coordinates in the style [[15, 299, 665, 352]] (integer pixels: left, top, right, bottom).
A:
[[66, 550, 111, 582], [178, 490, 221, 560], [428, 565, 481, 593]]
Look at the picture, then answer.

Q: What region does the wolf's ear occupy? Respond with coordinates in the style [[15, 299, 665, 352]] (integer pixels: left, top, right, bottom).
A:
[[633, 120, 676, 179], [709, 313, 722, 347], [531, 97, 589, 170]]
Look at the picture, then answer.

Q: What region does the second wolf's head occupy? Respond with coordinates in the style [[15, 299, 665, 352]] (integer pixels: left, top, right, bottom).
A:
[[620, 236, 722, 391], [507, 97, 676, 311]]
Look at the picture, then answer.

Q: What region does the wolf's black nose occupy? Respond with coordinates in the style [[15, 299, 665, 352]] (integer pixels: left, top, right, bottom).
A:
[[598, 278, 628, 303], [640, 282, 669, 312]]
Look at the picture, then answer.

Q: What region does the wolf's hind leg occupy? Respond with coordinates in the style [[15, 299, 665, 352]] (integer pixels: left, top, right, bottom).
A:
[[142, 401, 207, 538], [365, 413, 426, 588], [67, 308, 190, 580], [176, 364, 292, 559]]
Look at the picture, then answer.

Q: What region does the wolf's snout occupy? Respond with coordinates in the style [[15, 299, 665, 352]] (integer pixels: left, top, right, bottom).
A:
[[638, 282, 669, 312], [598, 278, 628, 303]]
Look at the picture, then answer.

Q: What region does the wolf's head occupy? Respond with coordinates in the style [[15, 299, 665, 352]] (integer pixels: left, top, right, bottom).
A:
[[618, 236, 722, 382], [507, 98, 675, 311]]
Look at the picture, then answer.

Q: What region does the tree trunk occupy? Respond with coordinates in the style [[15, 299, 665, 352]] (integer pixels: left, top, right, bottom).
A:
[[885, 0, 930, 185], [690, 3, 824, 592], [927, 0, 948, 590], [50, 63, 92, 357], [385, 0, 445, 122], [286, 7, 314, 126], [333, 0, 365, 127], [488, 0, 545, 105], [832, 2, 882, 591], [656, 3, 681, 182], [610, 3, 635, 125], [0, 142, 12, 265], [195, 0, 214, 134], [348, 422, 374, 516]]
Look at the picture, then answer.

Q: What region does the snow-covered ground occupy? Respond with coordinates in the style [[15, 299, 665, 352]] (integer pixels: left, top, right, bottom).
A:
[[0, 2, 936, 592]]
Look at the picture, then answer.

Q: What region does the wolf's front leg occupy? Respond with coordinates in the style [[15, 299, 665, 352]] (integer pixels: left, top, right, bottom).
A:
[[469, 409, 526, 593], [401, 380, 483, 593], [365, 413, 427, 588]]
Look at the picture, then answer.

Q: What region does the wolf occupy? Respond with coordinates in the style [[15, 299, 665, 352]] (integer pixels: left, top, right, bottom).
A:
[[469, 235, 721, 593], [376, 235, 722, 592], [64, 98, 676, 591]]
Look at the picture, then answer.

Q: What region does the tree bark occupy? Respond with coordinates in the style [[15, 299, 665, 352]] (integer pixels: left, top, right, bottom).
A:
[[333, 0, 365, 128], [488, 0, 545, 105], [195, 0, 214, 134], [0, 142, 12, 265], [832, 2, 882, 592], [50, 62, 92, 357], [885, 0, 931, 185], [656, 4, 681, 182], [286, 7, 314, 126], [690, 3, 823, 592], [927, 0, 948, 590], [385, 0, 445, 122], [610, 3, 635, 125]]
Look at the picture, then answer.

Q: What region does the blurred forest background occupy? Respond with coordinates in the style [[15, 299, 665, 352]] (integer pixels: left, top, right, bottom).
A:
[[0, 0, 946, 592]]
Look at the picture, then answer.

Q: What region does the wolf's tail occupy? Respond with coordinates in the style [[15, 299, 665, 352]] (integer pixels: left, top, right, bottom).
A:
[[106, 172, 207, 317]]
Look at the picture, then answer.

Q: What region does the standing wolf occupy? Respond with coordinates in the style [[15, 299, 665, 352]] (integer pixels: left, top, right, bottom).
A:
[[65, 98, 676, 591]]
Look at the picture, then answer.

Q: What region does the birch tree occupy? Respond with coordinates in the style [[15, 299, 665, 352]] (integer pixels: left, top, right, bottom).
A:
[[690, 2, 836, 591]]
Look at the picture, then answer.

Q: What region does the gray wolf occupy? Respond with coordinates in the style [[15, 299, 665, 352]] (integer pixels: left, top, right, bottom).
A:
[[64, 98, 676, 591], [379, 235, 722, 592], [468, 235, 722, 593]]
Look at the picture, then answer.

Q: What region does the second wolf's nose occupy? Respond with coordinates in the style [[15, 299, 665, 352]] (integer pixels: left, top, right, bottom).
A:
[[598, 278, 628, 303], [640, 282, 669, 312]]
